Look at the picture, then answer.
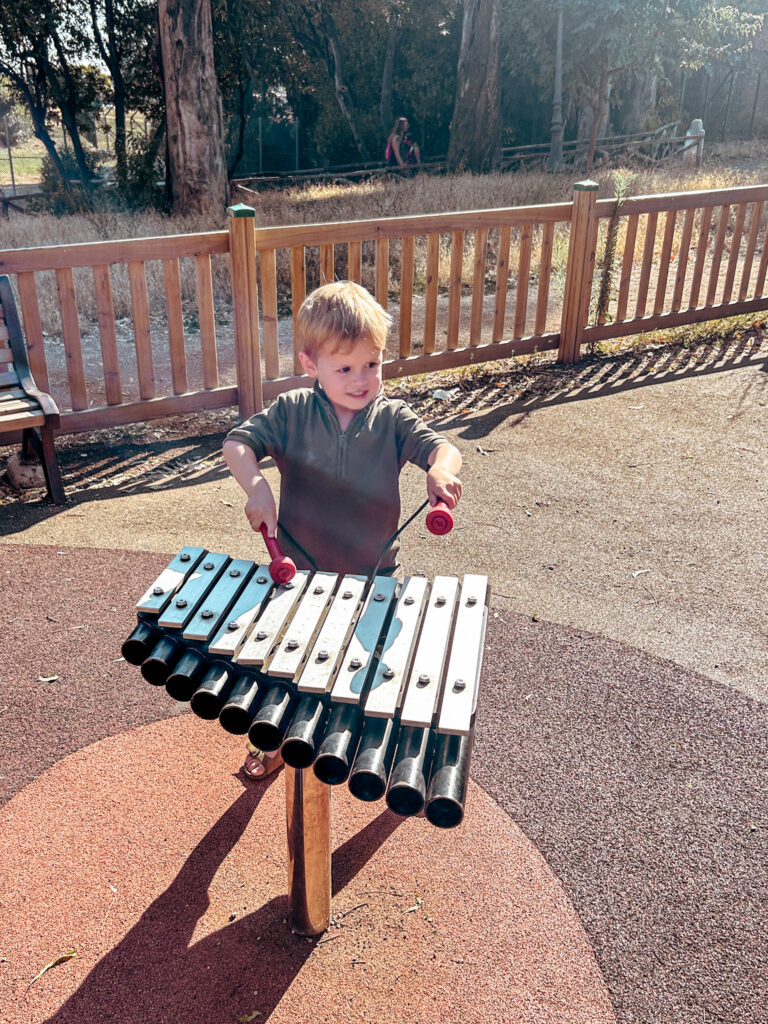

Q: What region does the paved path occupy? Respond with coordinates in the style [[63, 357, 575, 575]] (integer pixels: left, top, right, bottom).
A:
[[1, 352, 767, 1022]]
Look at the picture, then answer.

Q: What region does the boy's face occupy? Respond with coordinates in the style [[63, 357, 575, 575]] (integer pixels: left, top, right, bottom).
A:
[[299, 339, 383, 420]]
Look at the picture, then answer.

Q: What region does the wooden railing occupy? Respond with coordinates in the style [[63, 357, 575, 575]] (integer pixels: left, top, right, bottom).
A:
[[582, 183, 768, 353], [0, 181, 766, 436]]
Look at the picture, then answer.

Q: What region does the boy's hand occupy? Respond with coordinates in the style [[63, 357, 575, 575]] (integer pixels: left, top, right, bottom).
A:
[[427, 465, 462, 509], [243, 476, 278, 537]]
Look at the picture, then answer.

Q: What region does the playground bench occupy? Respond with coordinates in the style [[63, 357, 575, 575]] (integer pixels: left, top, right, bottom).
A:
[[0, 274, 65, 503]]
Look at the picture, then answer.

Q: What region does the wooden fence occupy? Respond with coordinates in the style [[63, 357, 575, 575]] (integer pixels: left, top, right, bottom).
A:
[[0, 180, 767, 437]]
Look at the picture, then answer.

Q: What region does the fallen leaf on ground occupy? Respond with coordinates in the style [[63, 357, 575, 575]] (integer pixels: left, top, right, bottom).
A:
[[27, 949, 76, 991], [237, 1011, 262, 1022], [38, 675, 59, 683], [632, 569, 651, 578]]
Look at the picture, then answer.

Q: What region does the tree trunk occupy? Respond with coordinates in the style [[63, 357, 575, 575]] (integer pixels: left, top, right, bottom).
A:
[[623, 70, 657, 134], [447, 0, 501, 173], [157, 0, 228, 214], [585, 73, 609, 172], [319, 10, 369, 161], [90, 0, 128, 185], [379, 7, 400, 135]]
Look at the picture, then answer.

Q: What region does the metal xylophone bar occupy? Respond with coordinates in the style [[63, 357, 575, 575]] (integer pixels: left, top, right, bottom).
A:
[[122, 548, 488, 828]]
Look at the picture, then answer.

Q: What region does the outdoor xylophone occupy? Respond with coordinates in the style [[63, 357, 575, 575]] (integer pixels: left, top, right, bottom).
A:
[[121, 506, 486, 934], [122, 540, 487, 828]]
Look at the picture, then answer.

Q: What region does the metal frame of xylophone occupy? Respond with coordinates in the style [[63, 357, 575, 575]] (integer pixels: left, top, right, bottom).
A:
[[122, 546, 488, 935]]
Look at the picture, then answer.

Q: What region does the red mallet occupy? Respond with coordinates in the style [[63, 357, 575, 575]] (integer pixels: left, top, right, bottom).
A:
[[425, 499, 454, 536], [259, 524, 297, 584]]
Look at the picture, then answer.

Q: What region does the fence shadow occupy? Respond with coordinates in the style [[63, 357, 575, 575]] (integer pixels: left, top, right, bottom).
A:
[[426, 336, 768, 439], [44, 780, 403, 1024]]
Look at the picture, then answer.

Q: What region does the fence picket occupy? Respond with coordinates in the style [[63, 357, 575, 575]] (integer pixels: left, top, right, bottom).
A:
[[689, 206, 713, 307], [755, 217, 768, 296], [514, 225, 532, 338], [260, 248, 280, 380], [195, 253, 219, 390], [424, 233, 440, 354], [347, 241, 362, 283], [290, 246, 306, 374], [162, 258, 188, 394], [321, 243, 334, 284], [470, 228, 488, 345], [635, 211, 658, 317], [399, 235, 415, 357], [671, 208, 695, 312], [447, 230, 464, 350], [705, 205, 730, 306], [128, 261, 155, 400], [653, 210, 677, 315], [616, 214, 638, 322], [375, 238, 389, 308], [722, 203, 747, 304], [738, 202, 764, 301], [492, 225, 511, 342], [92, 264, 122, 405], [535, 222, 554, 335]]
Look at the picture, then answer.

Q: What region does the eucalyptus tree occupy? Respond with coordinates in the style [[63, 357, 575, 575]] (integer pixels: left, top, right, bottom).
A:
[[157, 0, 228, 213], [447, 0, 501, 171]]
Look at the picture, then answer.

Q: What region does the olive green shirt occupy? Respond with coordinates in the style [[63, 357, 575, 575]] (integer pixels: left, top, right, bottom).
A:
[[227, 384, 447, 575]]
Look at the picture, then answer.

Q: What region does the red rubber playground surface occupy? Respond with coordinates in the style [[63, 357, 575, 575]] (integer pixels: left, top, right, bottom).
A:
[[1, 543, 767, 1023]]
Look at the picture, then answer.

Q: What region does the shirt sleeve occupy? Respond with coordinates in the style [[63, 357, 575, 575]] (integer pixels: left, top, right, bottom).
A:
[[393, 400, 448, 471], [226, 393, 290, 461]]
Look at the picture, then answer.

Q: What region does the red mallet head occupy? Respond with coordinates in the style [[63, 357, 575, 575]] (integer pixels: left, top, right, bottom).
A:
[[259, 524, 297, 584], [425, 500, 454, 536]]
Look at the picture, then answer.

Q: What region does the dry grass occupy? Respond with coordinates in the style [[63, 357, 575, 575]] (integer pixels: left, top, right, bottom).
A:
[[0, 157, 766, 350]]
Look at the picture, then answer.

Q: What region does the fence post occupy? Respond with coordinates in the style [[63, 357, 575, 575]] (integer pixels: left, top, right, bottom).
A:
[[228, 203, 263, 419], [559, 180, 599, 363]]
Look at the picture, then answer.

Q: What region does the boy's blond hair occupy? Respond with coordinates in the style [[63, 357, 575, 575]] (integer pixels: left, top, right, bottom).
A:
[[296, 280, 392, 358]]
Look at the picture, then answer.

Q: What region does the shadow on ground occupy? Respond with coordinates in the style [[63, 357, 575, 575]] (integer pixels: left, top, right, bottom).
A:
[[44, 783, 402, 1024]]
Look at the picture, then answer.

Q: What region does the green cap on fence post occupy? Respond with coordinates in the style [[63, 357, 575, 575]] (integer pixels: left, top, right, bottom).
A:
[[227, 204, 256, 218], [573, 180, 599, 191]]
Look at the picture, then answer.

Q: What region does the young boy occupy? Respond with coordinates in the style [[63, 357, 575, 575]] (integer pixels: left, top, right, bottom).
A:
[[222, 280, 462, 779]]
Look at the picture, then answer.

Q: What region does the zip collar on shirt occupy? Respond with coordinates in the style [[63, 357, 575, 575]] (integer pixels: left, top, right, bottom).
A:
[[312, 380, 386, 435]]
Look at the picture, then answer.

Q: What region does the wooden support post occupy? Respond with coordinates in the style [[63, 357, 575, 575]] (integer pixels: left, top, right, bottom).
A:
[[559, 181, 599, 363], [285, 766, 331, 935], [228, 204, 263, 420]]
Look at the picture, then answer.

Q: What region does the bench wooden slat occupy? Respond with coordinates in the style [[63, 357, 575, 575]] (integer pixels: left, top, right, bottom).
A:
[[0, 396, 41, 415], [0, 324, 8, 342], [195, 253, 219, 390], [0, 345, 14, 365], [0, 386, 27, 400], [320, 243, 334, 285], [0, 406, 45, 426], [93, 264, 122, 405]]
